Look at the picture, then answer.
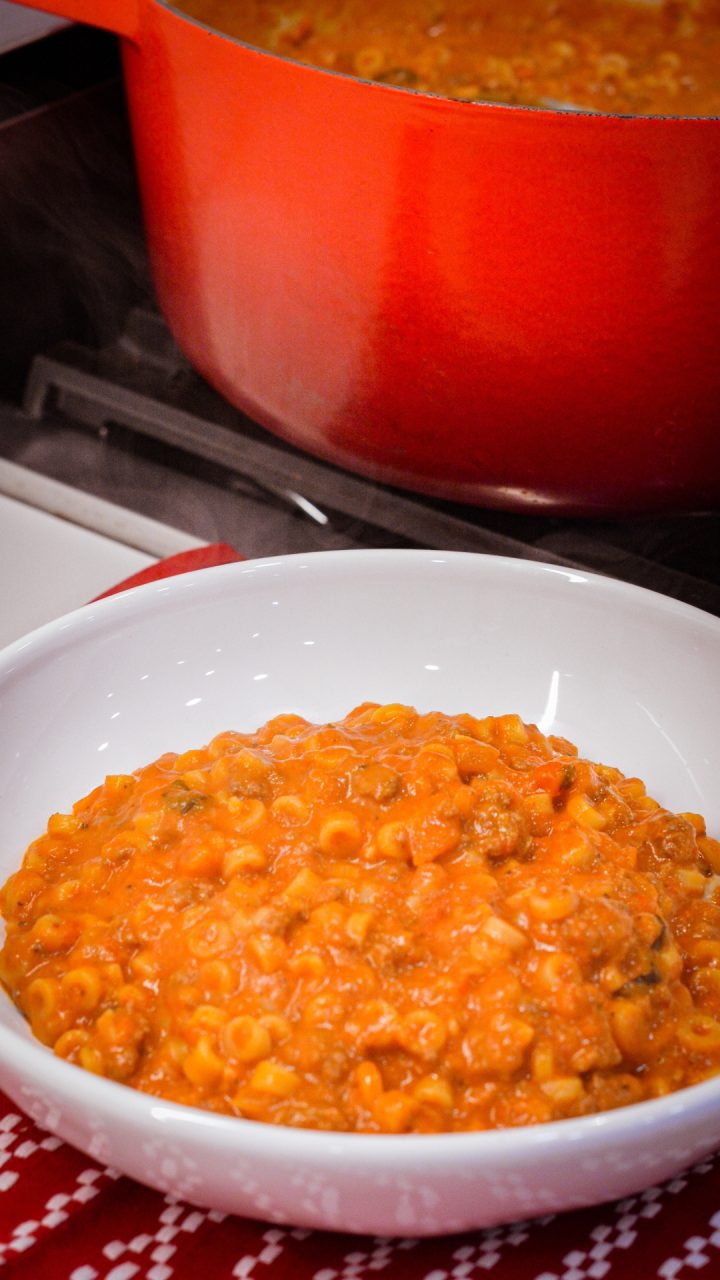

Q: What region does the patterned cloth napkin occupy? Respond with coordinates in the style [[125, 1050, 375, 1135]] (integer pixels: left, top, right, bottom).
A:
[[2, 544, 719, 1279]]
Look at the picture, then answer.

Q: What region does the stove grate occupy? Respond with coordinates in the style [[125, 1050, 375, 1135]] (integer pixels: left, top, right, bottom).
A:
[[3, 306, 717, 616]]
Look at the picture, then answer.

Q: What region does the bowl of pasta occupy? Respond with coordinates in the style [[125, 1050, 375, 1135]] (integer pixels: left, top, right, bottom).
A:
[[0, 549, 719, 1234]]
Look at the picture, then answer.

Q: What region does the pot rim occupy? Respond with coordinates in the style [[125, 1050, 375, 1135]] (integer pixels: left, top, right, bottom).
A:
[[155, 0, 720, 123]]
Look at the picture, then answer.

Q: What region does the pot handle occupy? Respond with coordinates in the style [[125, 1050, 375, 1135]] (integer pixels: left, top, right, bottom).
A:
[[13, 0, 138, 39]]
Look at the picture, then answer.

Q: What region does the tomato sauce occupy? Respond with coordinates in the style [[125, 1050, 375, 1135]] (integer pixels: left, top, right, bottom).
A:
[[2, 704, 720, 1133], [178, 0, 720, 116]]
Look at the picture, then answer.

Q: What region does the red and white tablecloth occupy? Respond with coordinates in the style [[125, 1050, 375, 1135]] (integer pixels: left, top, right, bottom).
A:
[[2, 544, 720, 1279]]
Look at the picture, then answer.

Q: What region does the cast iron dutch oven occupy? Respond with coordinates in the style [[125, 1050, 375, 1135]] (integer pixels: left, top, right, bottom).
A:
[[14, 0, 720, 512]]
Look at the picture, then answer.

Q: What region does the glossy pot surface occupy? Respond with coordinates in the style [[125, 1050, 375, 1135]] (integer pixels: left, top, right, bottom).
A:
[[15, 0, 720, 512]]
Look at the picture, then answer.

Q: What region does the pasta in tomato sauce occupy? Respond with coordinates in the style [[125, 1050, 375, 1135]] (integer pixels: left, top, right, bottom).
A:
[[2, 704, 720, 1133], [178, 0, 720, 116]]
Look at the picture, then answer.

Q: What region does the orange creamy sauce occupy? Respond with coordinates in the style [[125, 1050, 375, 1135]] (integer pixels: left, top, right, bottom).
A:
[[178, 0, 720, 116], [3, 704, 720, 1134]]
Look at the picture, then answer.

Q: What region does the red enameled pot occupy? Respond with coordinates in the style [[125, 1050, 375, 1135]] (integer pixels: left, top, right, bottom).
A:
[[13, 0, 720, 512]]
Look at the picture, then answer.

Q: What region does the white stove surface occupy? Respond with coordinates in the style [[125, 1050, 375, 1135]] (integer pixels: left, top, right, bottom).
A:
[[0, 461, 204, 649], [0, 493, 153, 648]]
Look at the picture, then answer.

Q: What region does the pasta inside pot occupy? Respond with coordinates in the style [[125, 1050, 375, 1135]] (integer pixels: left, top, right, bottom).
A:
[[177, 0, 720, 116]]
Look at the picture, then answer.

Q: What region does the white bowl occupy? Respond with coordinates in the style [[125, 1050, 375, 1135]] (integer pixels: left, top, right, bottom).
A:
[[0, 549, 719, 1236]]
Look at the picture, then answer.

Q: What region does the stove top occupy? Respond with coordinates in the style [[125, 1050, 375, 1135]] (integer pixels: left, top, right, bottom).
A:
[[0, 301, 717, 617], [0, 489, 154, 646], [0, 22, 718, 621]]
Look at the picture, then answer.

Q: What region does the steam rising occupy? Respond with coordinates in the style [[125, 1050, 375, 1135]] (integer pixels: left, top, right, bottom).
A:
[[0, 59, 150, 397]]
